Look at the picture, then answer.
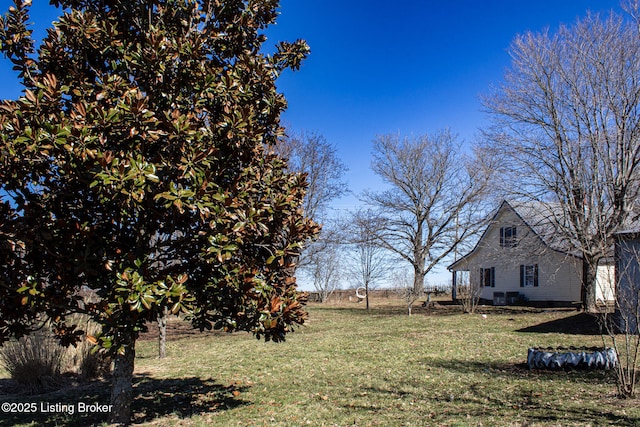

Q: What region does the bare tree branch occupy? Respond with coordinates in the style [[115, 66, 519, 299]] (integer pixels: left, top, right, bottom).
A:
[[481, 11, 640, 311], [364, 130, 492, 294], [273, 129, 349, 223]]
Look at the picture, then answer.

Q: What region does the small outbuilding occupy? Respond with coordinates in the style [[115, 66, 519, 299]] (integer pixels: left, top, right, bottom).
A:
[[614, 230, 640, 334]]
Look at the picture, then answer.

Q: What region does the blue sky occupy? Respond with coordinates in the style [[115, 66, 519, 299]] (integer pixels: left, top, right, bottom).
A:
[[0, 0, 627, 287], [265, 0, 625, 212], [264, 0, 625, 286]]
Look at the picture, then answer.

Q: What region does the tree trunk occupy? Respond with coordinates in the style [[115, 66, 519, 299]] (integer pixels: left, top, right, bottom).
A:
[[158, 306, 167, 359], [413, 266, 424, 295], [582, 254, 598, 313], [413, 224, 425, 295], [109, 338, 136, 426], [451, 271, 458, 301], [365, 282, 370, 311]]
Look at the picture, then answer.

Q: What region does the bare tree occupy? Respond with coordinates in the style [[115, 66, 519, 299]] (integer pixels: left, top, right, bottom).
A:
[[345, 208, 395, 310], [272, 130, 349, 278], [481, 12, 640, 312], [364, 130, 492, 295], [306, 240, 343, 303], [622, 0, 640, 31], [274, 130, 349, 222]]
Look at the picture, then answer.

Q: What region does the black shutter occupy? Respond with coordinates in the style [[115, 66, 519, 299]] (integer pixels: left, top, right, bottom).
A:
[[491, 267, 495, 287], [479, 268, 483, 287], [520, 265, 524, 287], [500, 227, 504, 247], [534, 264, 539, 287]]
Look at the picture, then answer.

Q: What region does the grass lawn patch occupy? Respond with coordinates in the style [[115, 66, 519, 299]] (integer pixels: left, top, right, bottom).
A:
[[1, 297, 638, 426]]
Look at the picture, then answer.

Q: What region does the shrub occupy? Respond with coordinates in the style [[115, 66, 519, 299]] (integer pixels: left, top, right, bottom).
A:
[[458, 284, 481, 314], [66, 315, 112, 381], [0, 332, 66, 394], [0, 316, 112, 394]]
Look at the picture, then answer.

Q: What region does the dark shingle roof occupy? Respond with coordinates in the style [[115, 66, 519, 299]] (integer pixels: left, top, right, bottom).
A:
[[506, 200, 579, 256], [448, 200, 577, 271], [449, 199, 640, 271]]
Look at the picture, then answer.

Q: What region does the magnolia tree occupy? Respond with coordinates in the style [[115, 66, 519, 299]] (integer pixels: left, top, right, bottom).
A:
[[0, 0, 318, 425]]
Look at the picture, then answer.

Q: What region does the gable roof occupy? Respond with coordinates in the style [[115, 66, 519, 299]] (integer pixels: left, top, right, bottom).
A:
[[507, 200, 578, 255], [448, 200, 579, 271]]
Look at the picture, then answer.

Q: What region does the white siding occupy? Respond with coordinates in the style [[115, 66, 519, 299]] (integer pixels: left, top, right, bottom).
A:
[[452, 204, 582, 303], [596, 265, 615, 303]]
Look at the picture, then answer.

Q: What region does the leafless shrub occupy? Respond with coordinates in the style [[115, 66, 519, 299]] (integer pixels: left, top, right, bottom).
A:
[[457, 283, 482, 314], [393, 270, 423, 316], [600, 237, 640, 398]]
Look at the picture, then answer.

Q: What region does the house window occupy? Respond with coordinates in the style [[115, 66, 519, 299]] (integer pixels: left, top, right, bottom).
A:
[[480, 267, 495, 287], [520, 264, 538, 287], [500, 226, 517, 247]]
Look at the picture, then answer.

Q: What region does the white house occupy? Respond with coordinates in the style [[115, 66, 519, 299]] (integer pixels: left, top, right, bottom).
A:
[[448, 200, 615, 306]]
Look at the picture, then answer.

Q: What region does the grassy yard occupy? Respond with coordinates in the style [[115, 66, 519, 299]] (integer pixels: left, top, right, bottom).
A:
[[1, 297, 639, 426]]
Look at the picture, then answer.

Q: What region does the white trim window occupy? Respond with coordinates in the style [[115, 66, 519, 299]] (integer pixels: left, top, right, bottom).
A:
[[480, 267, 495, 287], [500, 226, 517, 247], [520, 264, 538, 287]]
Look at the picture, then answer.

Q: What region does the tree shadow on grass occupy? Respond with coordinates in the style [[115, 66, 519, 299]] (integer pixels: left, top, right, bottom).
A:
[[341, 385, 633, 426], [0, 375, 249, 426], [130, 376, 249, 424], [424, 358, 614, 385], [516, 312, 602, 335], [423, 359, 636, 423], [343, 363, 635, 426]]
